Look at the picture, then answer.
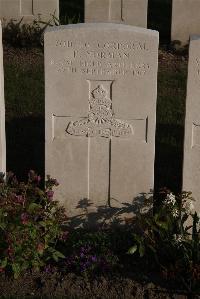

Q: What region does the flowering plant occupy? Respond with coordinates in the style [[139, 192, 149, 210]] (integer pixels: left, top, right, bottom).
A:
[[63, 231, 118, 276], [0, 171, 67, 278], [128, 189, 200, 292]]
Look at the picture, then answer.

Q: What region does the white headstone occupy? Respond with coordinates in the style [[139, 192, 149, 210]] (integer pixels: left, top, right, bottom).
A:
[[171, 0, 200, 46], [0, 0, 59, 23], [0, 21, 6, 174], [85, 0, 148, 28], [183, 36, 200, 212], [45, 23, 158, 220]]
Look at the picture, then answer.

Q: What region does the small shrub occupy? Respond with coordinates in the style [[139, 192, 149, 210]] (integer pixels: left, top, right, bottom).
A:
[[128, 189, 200, 292], [0, 171, 67, 278], [2, 18, 45, 48], [2, 13, 80, 48]]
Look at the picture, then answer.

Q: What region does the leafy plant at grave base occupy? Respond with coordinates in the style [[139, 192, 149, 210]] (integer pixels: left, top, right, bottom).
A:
[[63, 231, 119, 276], [2, 18, 45, 48], [2, 13, 81, 48], [0, 171, 68, 278], [128, 189, 200, 293]]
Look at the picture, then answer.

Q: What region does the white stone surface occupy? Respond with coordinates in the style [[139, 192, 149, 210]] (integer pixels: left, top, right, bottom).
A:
[[45, 23, 158, 222], [0, 21, 6, 174], [0, 0, 59, 23], [183, 36, 200, 213], [171, 0, 200, 45], [85, 0, 148, 27]]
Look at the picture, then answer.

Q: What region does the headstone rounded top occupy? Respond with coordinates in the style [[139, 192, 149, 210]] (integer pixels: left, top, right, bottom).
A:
[[45, 23, 159, 39]]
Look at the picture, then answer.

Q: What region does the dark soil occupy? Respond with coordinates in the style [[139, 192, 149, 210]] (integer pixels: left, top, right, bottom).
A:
[[0, 270, 198, 299]]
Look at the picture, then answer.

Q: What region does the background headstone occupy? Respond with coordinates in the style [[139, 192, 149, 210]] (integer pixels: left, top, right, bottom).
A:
[[0, 21, 6, 174], [45, 23, 158, 222], [85, 0, 148, 28], [171, 0, 200, 46], [183, 36, 200, 212], [0, 0, 59, 23]]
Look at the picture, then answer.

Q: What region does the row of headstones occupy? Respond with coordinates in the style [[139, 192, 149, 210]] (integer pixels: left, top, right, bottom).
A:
[[87, 0, 200, 46], [0, 0, 200, 45], [0, 20, 199, 222]]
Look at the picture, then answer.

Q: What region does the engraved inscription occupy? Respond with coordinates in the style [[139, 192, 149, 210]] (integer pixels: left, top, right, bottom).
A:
[[51, 39, 151, 77], [67, 81, 133, 138]]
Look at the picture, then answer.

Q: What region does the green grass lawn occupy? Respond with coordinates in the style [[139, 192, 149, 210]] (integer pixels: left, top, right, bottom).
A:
[[4, 49, 44, 179], [3, 47, 187, 193], [155, 53, 187, 193]]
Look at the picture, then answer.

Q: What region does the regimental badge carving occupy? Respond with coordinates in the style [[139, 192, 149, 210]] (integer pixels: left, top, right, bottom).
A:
[[67, 83, 133, 138]]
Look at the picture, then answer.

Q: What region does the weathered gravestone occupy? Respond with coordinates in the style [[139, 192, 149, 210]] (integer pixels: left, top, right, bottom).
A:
[[85, 0, 148, 28], [45, 23, 158, 221], [171, 0, 200, 46], [0, 21, 6, 174], [183, 36, 200, 213], [0, 0, 59, 23]]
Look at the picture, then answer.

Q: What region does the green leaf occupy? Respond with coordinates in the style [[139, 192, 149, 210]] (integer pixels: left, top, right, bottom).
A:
[[12, 263, 21, 279], [0, 223, 6, 230], [28, 203, 42, 213], [1, 258, 7, 268], [148, 245, 157, 253], [30, 228, 37, 239], [54, 250, 65, 259], [39, 221, 46, 227], [155, 219, 168, 230], [52, 253, 58, 262], [139, 244, 145, 257], [127, 245, 137, 255]]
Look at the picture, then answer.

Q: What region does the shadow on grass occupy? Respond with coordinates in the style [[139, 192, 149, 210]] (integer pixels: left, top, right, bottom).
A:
[[60, 0, 84, 24], [148, 0, 172, 44], [154, 123, 184, 194], [6, 116, 44, 181]]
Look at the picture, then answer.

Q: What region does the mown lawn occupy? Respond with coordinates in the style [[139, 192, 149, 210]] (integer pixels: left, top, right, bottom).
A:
[[4, 48, 44, 179]]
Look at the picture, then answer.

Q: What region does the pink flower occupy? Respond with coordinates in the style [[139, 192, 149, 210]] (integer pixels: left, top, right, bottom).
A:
[[20, 212, 29, 225], [28, 170, 41, 184], [7, 246, 14, 257], [37, 243, 45, 254], [47, 190, 54, 200], [15, 195, 25, 204], [35, 175, 41, 184], [59, 231, 69, 241]]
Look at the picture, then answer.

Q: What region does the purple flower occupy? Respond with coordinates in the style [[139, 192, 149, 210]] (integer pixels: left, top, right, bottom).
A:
[[91, 256, 97, 262], [44, 264, 55, 274]]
